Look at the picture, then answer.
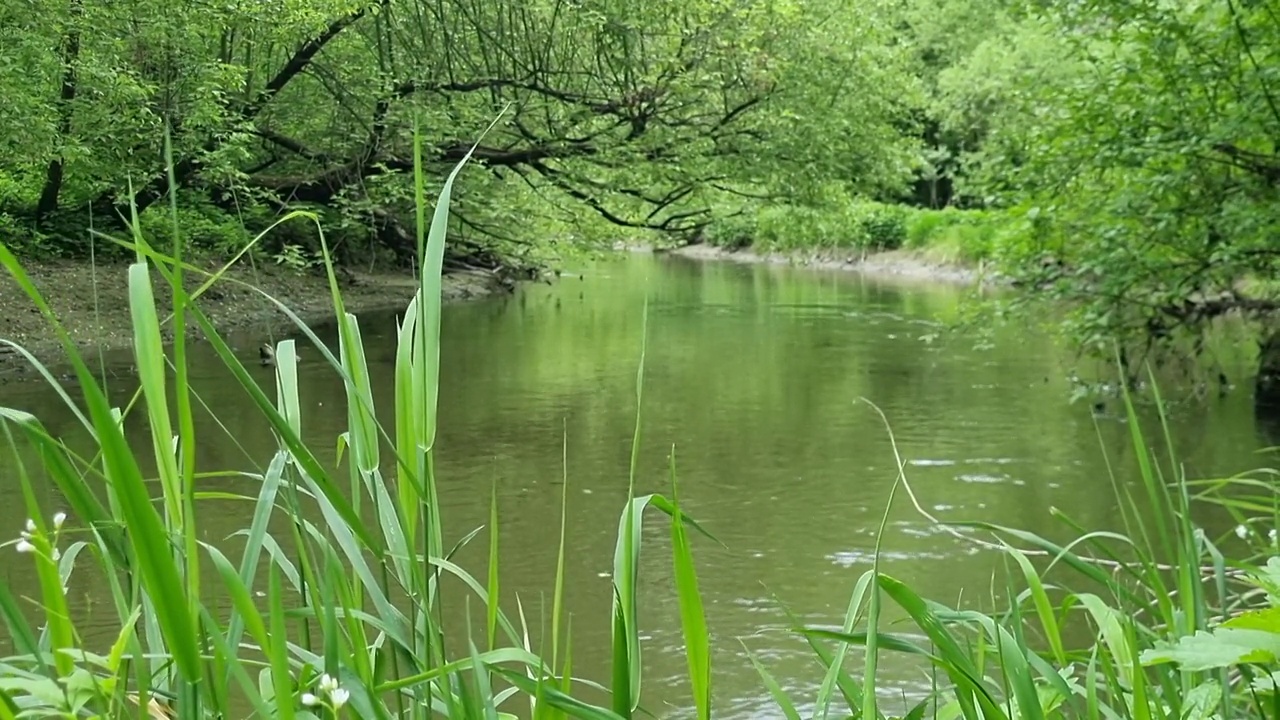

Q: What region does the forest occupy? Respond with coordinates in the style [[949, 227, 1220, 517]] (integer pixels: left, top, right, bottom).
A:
[[2, 0, 1279, 377]]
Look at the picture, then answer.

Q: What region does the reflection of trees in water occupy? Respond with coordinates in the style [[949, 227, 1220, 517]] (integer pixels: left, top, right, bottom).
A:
[[1255, 400, 1280, 450]]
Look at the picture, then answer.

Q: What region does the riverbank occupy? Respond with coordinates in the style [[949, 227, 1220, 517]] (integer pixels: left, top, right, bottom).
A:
[[667, 242, 997, 285], [0, 257, 506, 379]]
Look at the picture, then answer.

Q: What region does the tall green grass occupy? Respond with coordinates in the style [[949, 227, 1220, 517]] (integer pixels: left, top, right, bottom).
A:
[[0, 118, 720, 720], [1, 122, 1279, 720]]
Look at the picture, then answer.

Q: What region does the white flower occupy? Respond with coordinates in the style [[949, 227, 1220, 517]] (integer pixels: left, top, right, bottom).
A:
[[1236, 524, 1250, 539], [301, 693, 319, 707], [318, 674, 338, 694], [52, 512, 66, 530], [15, 540, 34, 554], [24, 519, 35, 534], [330, 688, 349, 709], [1269, 529, 1277, 542], [51, 548, 61, 562]]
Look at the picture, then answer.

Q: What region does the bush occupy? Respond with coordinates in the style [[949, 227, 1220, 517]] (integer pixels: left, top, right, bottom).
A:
[[702, 199, 1027, 262], [850, 202, 908, 250], [716, 202, 887, 252], [905, 208, 963, 249], [702, 210, 758, 249], [135, 202, 253, 257], [902, 206, 1017, 262]]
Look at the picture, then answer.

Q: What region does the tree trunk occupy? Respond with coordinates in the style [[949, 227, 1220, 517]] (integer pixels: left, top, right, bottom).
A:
[[1255, 329, 1280, 410], [35, 0, 82, 224]]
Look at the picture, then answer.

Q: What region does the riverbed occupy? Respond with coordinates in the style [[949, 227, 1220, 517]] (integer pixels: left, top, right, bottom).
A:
[[0, 251, 1270, 717]]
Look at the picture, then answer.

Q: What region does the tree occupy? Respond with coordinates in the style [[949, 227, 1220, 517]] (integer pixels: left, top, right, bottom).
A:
[[0, 0, 921, 266], [941, 0, 1280, 399]]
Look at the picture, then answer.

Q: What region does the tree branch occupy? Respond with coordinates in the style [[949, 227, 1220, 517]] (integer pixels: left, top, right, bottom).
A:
[[91, 0, 386, 220]]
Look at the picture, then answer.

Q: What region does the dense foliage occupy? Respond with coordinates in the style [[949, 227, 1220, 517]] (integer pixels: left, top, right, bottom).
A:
[[921, 0, 1280, 387], [4, 0, 1279, 381], [0, 0, 918, 267]]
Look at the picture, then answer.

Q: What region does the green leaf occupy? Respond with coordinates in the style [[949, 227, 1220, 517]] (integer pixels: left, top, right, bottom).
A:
[[1141, 628, 1280, 671]]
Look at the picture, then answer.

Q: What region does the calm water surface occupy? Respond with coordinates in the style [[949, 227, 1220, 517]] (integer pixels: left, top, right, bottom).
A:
[[0, 252, 1271, 717]]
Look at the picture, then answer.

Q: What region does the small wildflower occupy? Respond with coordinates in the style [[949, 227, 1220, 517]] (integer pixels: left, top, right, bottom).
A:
[[1270, 529, 1277, 542], [319, 674, 338, 695], [301, 693, 319, 707], [330, 688, 349, 709], [15, 540, 34, 554], [25, 519, 35, 534], [52, 548, 61, 562], [1237, 524, 1250, 540], [52, 512, 66, 530]]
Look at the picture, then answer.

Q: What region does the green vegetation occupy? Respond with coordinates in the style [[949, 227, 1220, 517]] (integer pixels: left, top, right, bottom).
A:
[[5, 0, 1277, 382], [906, 0, 1280, 384], [0, 0, 916, 273], [2, 133, 1280, 720], [5, 0, 1280, 712], [701, 196, 1007, 266]]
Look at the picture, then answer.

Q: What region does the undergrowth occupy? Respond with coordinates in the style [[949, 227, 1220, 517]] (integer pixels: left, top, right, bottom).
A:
[[702, 199, 1025, 268], [0, 123, 1278, 720]]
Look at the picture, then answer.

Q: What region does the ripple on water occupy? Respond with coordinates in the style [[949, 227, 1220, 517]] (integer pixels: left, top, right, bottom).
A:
[[893, 520, 977, 538], [965, 456, 1021, 465], [826, 548, 949, 567], [955, 472, 1009, 484], [769, 303, 850, 318], [730, 596, 785, 615], [909, 456, 1026, 469]]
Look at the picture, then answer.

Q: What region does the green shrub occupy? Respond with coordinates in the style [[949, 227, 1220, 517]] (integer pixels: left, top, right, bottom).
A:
[[901, 206, 1017, 262], [0, 212, 49, 254], [751, 203, 867, 251], [850, 202, 908, 250], [703, 210, 758, 249], [905, 208, 961, 249], [136, 202, 252, 256], [702, 199, 1028, 263]]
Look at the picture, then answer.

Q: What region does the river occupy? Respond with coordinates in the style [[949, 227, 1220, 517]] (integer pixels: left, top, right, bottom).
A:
[[0, 251, 1270, 717]]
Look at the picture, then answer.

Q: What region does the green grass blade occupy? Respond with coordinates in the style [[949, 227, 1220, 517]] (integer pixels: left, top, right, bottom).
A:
[[612, 303, 649, 717], [876, 574, 1008, 719], [1007, 548, 1066, 666], [552, 425, 570, 670], [814, 570, 874, 719], [268, 564, 296, 720], [488, 481, 501, 651], [493, 668, 626, 720], [668, 447, 710, 720], [743, 644, 802, 720]]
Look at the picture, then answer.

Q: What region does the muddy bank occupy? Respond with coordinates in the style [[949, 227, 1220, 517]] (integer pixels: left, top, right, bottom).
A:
[[0, 257, 505, 381], [666, 243, 997, 285]]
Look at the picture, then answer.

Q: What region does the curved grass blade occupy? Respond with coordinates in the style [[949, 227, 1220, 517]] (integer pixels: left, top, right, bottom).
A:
[[668, 448, 709, 720]]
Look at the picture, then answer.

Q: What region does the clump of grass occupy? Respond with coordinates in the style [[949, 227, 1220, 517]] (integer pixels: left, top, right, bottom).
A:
[[905, 207, 1003, 263], [749, 376, 1280, 720], [0, 106, 729, 720]]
